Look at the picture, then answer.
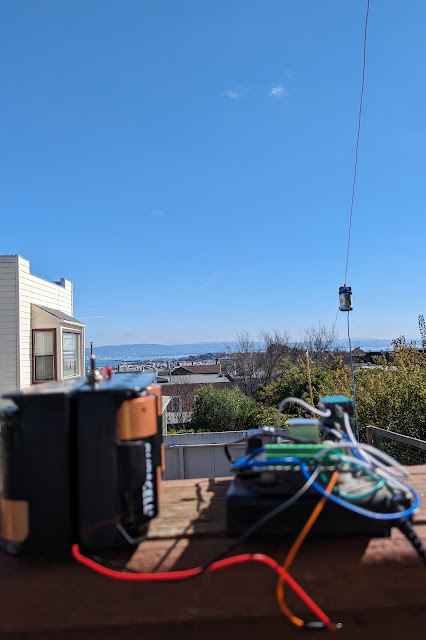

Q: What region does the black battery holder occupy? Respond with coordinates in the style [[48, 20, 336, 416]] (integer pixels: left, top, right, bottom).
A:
[[226, 468, 411, 540]]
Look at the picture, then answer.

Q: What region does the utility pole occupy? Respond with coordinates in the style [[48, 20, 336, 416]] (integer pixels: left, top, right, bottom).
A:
[[306, 349, 314, 406]]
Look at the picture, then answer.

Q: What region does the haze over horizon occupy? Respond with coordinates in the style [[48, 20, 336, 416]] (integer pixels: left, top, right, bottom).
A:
[[2, 1, 426, 346], [86, 336, 400, 353], [86, 330, 421, 350]]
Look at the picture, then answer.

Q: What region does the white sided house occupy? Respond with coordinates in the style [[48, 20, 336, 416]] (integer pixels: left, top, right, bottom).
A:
[[0, 255, 85, 408]]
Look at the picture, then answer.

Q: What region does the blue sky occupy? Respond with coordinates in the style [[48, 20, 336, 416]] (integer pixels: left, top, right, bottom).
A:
[[1, 1, 426, 346]]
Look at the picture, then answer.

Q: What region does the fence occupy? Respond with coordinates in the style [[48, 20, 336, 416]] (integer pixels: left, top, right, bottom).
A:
[[163, 430, 289, 480], [366, 426, 426, 466], [163, 431, 246, 480]]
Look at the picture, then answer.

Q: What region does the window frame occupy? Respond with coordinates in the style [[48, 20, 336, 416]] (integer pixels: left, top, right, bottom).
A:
[[32, 328, 57, 384], [168, 395, 183, 413], [62, 328, 84, 379]]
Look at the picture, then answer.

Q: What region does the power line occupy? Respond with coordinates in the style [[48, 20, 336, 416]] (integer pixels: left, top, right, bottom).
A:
[[344, 0, 370, 285]]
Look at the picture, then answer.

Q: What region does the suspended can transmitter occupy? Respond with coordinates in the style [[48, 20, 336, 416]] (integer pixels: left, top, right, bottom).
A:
[[339, 285, 353, 311]]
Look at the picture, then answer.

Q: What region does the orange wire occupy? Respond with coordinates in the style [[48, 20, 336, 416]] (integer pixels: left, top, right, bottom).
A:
[[276, 471, 339, 627]]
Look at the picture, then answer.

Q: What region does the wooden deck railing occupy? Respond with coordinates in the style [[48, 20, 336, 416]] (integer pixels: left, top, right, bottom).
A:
[[366, 426, 426, 465]]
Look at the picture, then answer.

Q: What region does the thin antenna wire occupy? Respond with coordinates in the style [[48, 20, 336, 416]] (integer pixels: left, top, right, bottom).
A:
[[331, 307, 339, 337], [344, 0, 370, 285], [347, 312, 360, 441]]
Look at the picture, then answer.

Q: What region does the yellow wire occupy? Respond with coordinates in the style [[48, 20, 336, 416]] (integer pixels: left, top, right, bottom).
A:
[[276, 471, 339, 627]]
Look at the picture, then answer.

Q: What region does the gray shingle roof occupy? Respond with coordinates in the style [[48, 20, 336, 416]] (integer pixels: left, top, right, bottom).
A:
[[159, 374, 231, 385], [171, 365, 221, 375], [34, 305, 84, 326]]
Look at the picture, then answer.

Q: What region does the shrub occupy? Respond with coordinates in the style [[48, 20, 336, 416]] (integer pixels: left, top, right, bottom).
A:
[[254, 357, 352, 415], [191, 385, 259, 431], [355, 337, 426, 440]]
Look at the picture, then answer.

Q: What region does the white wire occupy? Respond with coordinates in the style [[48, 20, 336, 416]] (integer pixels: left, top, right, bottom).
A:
[[315, 441, 408, 479], [321, 412, 413, 497], [373, 469, 414, 494], [327, 453, 403, 495], [341, 413, 408, 479], [327, 411, 403, 479], [335, 452, 379, 470], [275, 399, 405, 475], [274, 396, 331, 429], [342, 412, 378, 469], [324, 427, 346, 440], [328, 451, 413, 495], [273, 399, 411, 493]]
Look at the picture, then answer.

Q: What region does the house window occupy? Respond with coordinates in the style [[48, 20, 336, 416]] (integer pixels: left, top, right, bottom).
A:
[[63, 331, 82, 378], [33, 330, 55, 382], [168, 396, 182, 412]]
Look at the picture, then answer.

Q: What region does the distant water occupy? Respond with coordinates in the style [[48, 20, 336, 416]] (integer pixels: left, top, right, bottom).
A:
[[86, 342, 421, 369], [352, 342, 422, 352], [86, 359, 123, 369], [86, 354, 192, 368], [355, 343, 392, 352]]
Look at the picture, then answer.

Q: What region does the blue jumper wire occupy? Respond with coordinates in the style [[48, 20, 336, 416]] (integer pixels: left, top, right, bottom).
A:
[[233, 451, 418, 521], [300, 462, 419, 521]]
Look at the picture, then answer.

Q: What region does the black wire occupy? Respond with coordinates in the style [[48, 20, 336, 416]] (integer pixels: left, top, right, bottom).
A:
[[79, 469, 342, 631], [87, 553, 141, 573], [396, 517, 426, 566], [285, 435, 318, 444], [224, 445, 235, 464], [201, 465, 322, 571], [223, 430, 292, 465], [83, 466, 322, 578]]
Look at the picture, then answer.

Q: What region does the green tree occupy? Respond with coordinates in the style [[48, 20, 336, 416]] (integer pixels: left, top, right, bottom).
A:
[[355, 337, 426, 440], [256, 404, 288, 427], [255, 356, 352, 415], [191, 385, 259, 431]]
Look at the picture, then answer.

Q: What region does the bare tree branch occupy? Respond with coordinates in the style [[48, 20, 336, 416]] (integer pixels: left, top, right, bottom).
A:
[[303, 322, 337, 364]]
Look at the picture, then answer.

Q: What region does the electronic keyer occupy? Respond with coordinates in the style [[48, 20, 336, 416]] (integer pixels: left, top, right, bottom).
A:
[[226, 396, 420, 544], [0, 363, 164, 557]]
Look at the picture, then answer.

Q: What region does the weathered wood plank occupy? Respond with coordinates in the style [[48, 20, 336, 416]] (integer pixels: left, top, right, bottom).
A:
[[0, 468, 425, 638]]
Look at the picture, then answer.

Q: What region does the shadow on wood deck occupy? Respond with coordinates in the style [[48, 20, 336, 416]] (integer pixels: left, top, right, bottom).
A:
[[0, 469, 425, 639]]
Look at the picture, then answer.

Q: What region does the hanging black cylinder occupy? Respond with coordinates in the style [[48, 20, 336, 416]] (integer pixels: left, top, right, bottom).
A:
[[339, 285, 353, 311]]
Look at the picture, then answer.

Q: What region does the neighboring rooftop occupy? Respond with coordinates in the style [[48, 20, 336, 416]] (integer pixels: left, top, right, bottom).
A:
[[352, 347, 366, 356], [159, 373, 231, 386], [171, 365, 221, 375], [34, 305, 84, 326]]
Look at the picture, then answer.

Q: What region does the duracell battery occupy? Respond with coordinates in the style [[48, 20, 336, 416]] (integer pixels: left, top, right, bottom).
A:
[[0, 498, 29, 542], [147, 384, 165, 471], [116, 395, 157, 441], [146, 384, 162, 417]]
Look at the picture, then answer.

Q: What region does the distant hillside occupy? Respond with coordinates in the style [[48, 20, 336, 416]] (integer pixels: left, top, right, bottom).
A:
[[85, 337, 403, 361], [85, 342, 229, 359]]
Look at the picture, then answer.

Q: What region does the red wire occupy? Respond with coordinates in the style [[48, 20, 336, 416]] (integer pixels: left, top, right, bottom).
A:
[[101, 366, 113, 380], [71, 544, 337, 631]]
